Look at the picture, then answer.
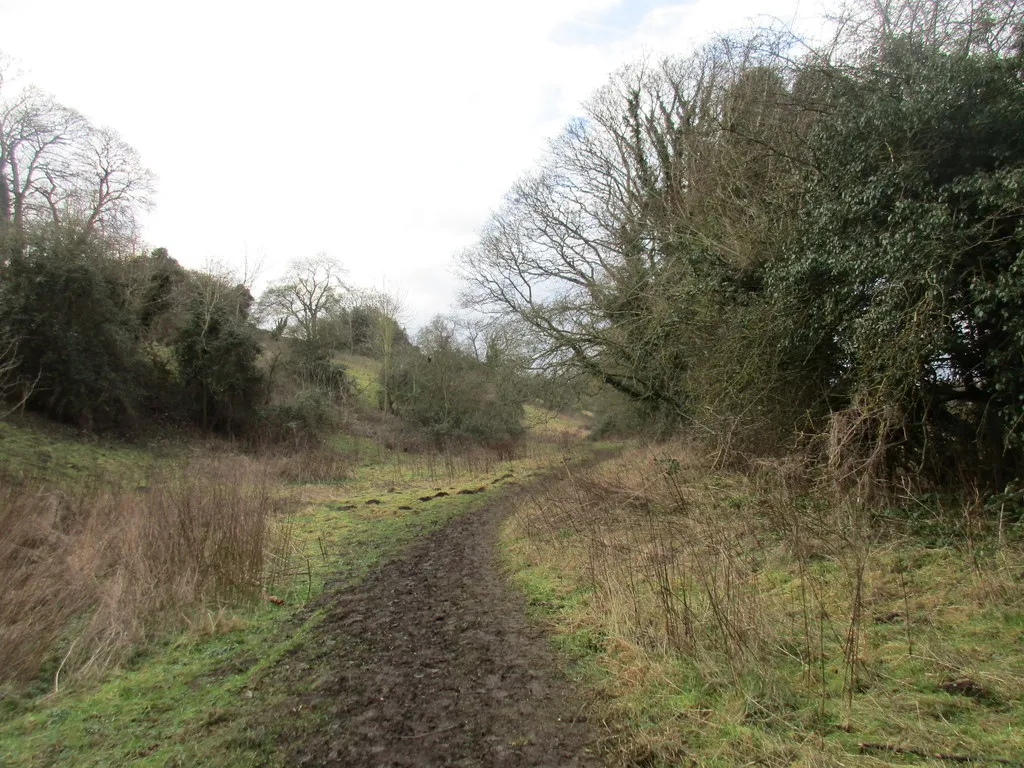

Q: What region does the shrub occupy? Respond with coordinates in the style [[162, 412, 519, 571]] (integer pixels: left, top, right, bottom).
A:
[[174, 300, 264, 434], [388, 346, 526, 445], [0, 227, 144, 429], [0, 456, 291, 685], [255, 389, 338, 449]]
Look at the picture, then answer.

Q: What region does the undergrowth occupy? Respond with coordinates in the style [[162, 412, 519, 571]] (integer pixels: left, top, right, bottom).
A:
[[503, 443, 1024, 766], [0, 455, 292, 687]]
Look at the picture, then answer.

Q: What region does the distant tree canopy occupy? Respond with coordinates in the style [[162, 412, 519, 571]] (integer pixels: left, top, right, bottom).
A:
[[0, 61, 154, 248], [460, 0, 1024, 490], [387, 315, 527, 444], [338, 303, 410, 358], [255, 253, 346, 354]]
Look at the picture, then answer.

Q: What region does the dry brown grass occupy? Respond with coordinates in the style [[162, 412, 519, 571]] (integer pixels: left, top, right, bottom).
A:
[[514, 443, 791, 671], [0, 455, 293, 687], [505, 441, 1024, 764], [381, 441, 545, 486], [270, 447, 353, 484]]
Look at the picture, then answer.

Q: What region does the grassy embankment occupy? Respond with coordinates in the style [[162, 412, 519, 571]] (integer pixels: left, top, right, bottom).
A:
[[503, 442, 1024, 766], [0, 392, 592, 767]]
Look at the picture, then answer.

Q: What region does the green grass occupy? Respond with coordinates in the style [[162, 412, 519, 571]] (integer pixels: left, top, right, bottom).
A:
[[336, 353, 382, 408], [512, 563, 608, 666], [0, 492, 498, 767], [1, 608, 292, 767], [0, 417, 161, 486]]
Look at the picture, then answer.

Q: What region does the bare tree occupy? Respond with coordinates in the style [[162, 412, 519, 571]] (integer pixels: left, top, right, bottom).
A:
[[0, 83, 86, 235], [62, 126, 154, 240], [829, 0, 1024, 59], [0, 331, 35, 419], [0, 60, 154, 245], [417, 314, 459, 354], [255, 253, 347, 349], [458, 29, 817, 428]]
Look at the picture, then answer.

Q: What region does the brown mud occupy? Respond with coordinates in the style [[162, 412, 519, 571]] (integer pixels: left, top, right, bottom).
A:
[[275, 486, 607, 767]]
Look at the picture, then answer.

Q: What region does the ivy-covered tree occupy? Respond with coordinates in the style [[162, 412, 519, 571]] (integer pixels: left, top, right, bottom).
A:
[[174, 290, 263, 434], [458, 0, 1024, 489], [0, 225, 143, 428], [771, 37, 1024, 486]]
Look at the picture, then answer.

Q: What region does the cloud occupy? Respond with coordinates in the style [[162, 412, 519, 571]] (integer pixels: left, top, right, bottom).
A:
[[551, 0, 686, 45], [0, 0, 829, 330]]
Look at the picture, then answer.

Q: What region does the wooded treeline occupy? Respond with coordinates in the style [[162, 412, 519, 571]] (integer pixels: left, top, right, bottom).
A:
[[460, 0, 1024, 492], [0, 61, 528, 444], [0, 226, 528, 444]]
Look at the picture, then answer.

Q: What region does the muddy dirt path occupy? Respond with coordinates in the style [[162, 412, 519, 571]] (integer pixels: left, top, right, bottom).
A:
[[281, 486, 607, 767]]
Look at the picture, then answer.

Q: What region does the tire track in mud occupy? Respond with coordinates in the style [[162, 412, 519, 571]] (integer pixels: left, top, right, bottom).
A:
[[280, 482, 607, 767]]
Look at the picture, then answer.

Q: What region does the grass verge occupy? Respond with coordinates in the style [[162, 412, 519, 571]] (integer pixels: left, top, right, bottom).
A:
[[502, 442, 1024, 766], [0, 455, 287, 686]]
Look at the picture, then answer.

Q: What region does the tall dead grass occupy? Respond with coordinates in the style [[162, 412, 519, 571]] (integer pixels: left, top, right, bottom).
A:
[[507, 441, 1024, 761], [514, 445, 799, 675], [351, 440, 547, 487], [269, 447, 353, 484], [0, 456, 293, 686]]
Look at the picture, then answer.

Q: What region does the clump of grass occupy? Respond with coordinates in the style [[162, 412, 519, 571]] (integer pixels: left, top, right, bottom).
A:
[[504, 442, 1024, 765], [0, 455, 293, 687], [271, 447, 352, 484]]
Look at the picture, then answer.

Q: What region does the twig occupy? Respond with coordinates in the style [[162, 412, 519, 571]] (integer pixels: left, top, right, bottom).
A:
[[305, 555, 313, 601], [858, 742, 1023, 766], [52, 637, 78, 695]]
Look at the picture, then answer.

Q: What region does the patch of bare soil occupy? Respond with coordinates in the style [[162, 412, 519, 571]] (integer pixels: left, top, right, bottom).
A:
[[276, 489, 606, 767]]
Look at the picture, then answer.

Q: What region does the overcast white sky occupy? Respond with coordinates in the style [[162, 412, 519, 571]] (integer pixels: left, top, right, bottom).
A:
[[0, 0, 828, 329]]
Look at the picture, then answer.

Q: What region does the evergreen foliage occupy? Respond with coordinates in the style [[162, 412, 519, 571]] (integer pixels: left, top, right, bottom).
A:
[[772, 40, 1024, 485], [0, 226, 144, 429], [0, 226, 266, 435], [174, 298, 263, 433]]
